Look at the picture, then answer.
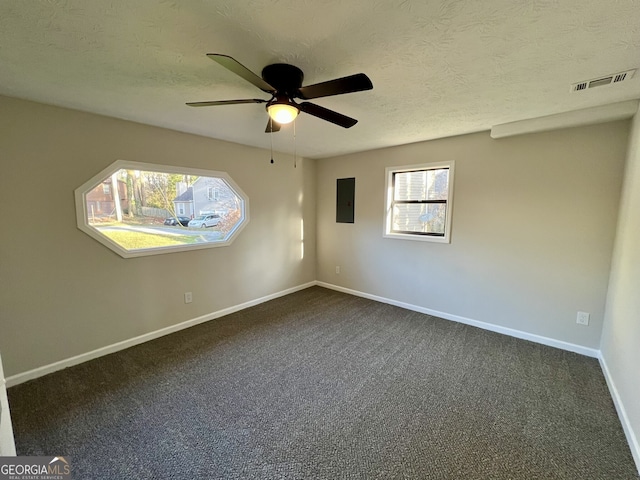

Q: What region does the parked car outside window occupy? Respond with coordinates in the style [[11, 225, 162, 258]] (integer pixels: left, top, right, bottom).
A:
[[164, 216, 191, 227], [188, 214, 220, 228]]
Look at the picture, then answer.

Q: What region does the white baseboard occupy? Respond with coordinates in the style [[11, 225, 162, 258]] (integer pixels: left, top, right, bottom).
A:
[[599, 354, 640, 474], [7, 280, 599, 380], [316, 282, 600, 358], [6, 282, 316, 388]]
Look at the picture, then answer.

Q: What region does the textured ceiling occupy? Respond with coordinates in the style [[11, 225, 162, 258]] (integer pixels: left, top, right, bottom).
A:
[[1, 0, 639, 158]]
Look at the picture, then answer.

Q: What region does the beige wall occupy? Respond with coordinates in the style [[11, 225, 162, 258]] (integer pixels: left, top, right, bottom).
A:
[[0, 95, 316, 377], [601, 111, 640, 468], [316, 122, 629, 349]]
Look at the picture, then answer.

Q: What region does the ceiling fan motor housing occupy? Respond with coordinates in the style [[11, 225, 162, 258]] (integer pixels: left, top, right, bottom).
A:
[[262, 64, 304, 97]]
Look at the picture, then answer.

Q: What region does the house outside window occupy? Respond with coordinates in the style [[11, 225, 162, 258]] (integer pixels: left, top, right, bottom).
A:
[[384, 161, 454, 243]]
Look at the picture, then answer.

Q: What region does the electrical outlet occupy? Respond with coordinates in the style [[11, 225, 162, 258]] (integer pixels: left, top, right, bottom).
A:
[[335, 266, 340, 274], [184, 292, 193, 304], [576, 311, 590, 326]]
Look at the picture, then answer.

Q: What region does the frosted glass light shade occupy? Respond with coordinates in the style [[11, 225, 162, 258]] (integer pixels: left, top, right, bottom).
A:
[[267, 103, 299, 124]]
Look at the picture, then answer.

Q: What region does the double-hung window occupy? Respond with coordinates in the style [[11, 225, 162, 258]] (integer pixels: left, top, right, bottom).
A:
[[384, 161, 454, 243]]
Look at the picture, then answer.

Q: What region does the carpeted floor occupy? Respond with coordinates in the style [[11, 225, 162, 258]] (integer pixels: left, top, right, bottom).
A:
[[8, 287, 639, 479]]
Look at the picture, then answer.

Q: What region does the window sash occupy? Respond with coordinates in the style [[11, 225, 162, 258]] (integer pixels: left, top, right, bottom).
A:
[[384, 161, 454, 243], [389, 168, 449, 236], [389, 200, 448, 236], [392, 168, 449, 202]]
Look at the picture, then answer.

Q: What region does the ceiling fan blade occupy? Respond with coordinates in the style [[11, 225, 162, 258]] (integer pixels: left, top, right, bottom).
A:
[[186, 99, 267, 107], [207, 54, 276, 93], [299, 102, 358, 128], [265, 118, 281, 133], [297, 73, 373, 100]]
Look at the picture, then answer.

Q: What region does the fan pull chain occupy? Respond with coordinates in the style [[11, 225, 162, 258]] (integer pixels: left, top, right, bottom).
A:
[[269, 117, 274, 164], [293, 118, 297, 168]]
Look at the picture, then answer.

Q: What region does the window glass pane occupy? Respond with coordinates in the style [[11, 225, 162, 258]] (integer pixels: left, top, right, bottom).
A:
[[394, 168, 449, 201], [82, 168, 246, 253], [429, 168, 449, 200], [392, 203, 446, 235]]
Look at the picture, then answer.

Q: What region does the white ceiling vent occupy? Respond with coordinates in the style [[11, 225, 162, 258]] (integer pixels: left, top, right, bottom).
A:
[[571, 69, 636, 92]]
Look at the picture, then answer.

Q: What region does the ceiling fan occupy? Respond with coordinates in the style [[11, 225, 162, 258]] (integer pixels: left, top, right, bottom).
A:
[[187, 54, 373, 133]]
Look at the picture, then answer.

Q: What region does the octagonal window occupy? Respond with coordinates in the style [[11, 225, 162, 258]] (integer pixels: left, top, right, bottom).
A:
[[75, 160, 249, 258]]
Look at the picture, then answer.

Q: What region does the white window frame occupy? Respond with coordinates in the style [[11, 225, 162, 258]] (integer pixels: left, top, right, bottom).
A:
[[384, 160, 455, 243], [74, 160, 250, 258]]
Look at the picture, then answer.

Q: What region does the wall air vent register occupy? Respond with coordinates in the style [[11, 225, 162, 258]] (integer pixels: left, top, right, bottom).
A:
[[571, 69, 636, 92]]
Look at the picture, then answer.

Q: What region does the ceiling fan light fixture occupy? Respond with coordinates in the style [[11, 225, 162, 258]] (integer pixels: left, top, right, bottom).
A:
[[267, 100, 299, 124], [188, 54, 373, 131]]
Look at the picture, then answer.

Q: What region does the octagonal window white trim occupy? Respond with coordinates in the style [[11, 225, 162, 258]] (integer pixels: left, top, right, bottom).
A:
[[74, 160, 250, 258]]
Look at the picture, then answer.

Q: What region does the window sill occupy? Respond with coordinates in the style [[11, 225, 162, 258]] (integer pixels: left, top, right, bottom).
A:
[[383, 232, 451, 243]]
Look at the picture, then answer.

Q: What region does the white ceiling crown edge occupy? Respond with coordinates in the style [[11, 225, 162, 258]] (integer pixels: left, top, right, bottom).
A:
[[491, 100, 639, 139]]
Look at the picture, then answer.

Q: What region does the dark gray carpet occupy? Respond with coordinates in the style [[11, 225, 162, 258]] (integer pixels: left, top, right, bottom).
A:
[[8, 287, 639, 479]]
